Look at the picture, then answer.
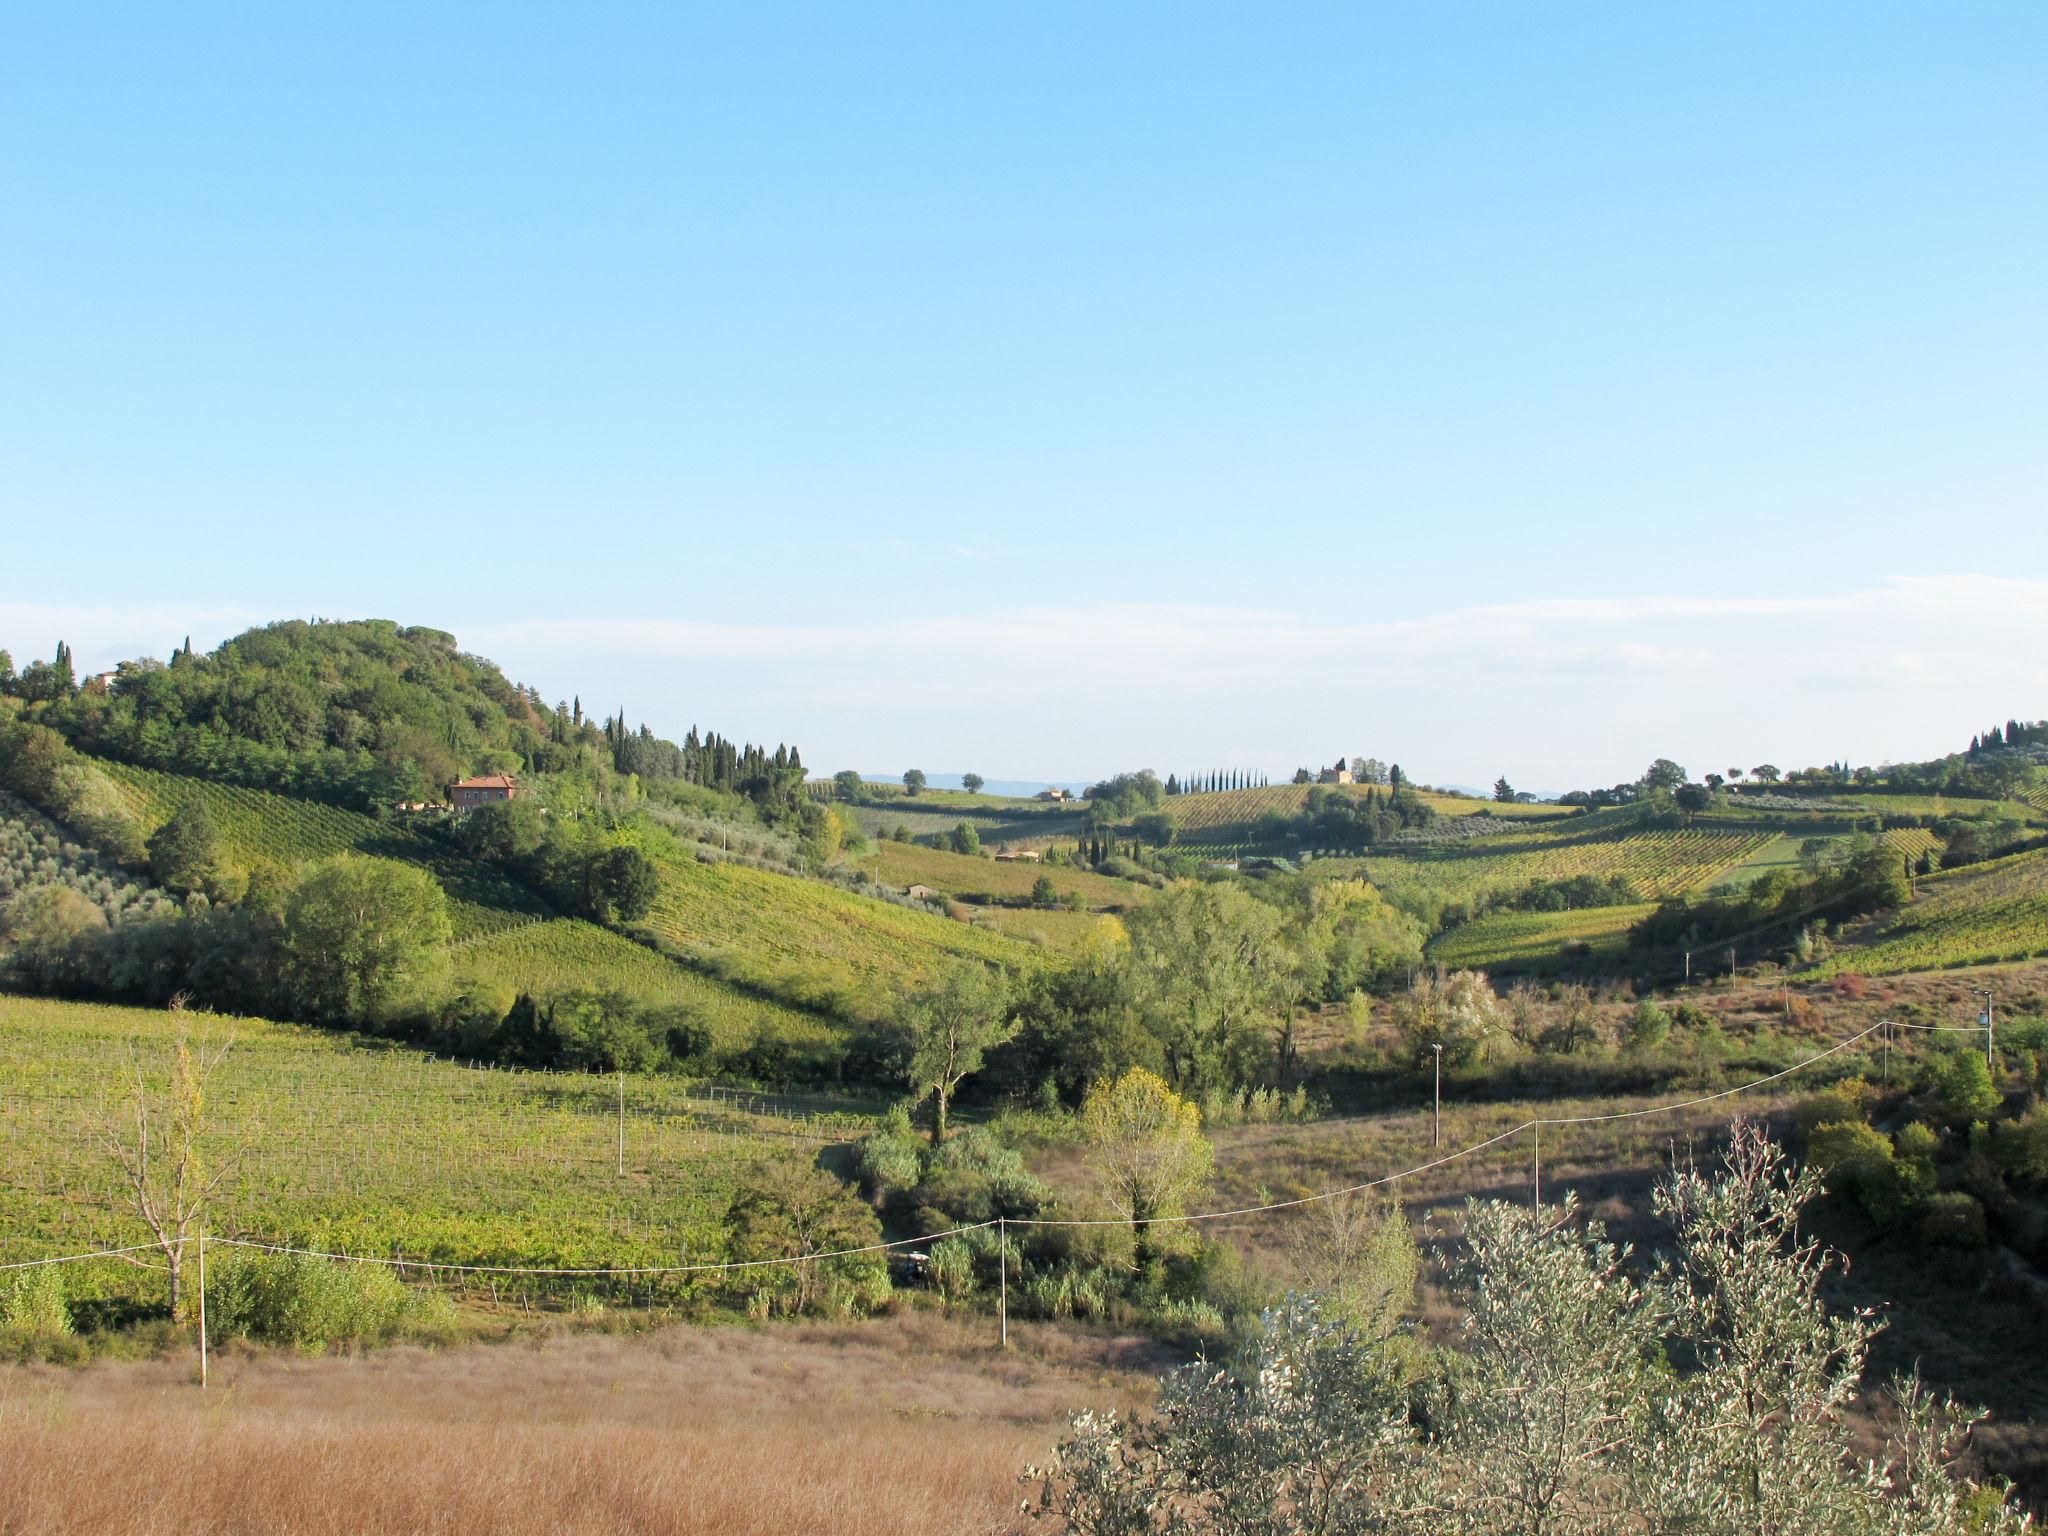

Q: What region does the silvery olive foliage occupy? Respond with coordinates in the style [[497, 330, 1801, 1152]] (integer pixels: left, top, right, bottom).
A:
[[1031, 1123, 2028, 1536]]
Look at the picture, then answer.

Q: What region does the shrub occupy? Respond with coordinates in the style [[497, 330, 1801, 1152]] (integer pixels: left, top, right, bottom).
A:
[[1929, 1050, 2000, 1128], [1987, 1106, 2048, 1186], [926, 1236, 978, 1303], [1792, 1079, 1874, 1142], [1919, 1192, 1989, 1249], [0, 1265, 73, 1338], [855, 1106, 924, 1196], [1806, 1121, 1909, 1226], [204, 1249, 427, 1351], [1622, 1001, 1670, 1052]]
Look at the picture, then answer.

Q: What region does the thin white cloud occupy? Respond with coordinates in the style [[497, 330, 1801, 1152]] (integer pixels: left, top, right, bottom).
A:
[[5, 576, 2043, 787]]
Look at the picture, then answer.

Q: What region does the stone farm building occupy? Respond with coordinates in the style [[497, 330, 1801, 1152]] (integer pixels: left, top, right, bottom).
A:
[[450, 774, 519, 810]]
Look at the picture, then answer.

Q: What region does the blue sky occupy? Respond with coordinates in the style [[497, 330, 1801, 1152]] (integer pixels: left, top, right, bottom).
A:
[[5, 4, 2045, 788]]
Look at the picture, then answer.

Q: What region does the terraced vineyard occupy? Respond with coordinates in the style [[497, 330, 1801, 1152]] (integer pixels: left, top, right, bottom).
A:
[[1426, 902, 1656, 971], [451, 918, 832, 1054], [0, 996, 878, 1300], [1812, 846, 2048, 977], [95, 761, 549, 938], [854, 841, 1154, 911], [635, 843, 1043, 1018], [1339, 820, 1779, 914], [1166, 783, 1569, 845]]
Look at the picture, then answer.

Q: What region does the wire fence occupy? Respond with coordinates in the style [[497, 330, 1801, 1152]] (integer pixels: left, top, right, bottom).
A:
[[4, 1018, 1921, 1288]]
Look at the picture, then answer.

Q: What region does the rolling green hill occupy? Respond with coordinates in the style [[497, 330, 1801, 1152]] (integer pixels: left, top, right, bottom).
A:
[[0, 995, 871, 1295], [1165, 783, 1569, 846], [1813, 845, 2048, 976], [95, 759, 550, 939], [631, 838, 1048, 1024], [852, 840, 1154, 912]]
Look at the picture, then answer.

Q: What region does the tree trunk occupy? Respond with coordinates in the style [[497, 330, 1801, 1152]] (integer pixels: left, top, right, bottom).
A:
[[931, 1087, 948, 1146]]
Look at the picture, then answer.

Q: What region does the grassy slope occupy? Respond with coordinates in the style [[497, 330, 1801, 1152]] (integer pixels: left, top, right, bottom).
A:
[[451, 918, 831, 1052], [1165, 783, 1570, 844], [853, 840, 1153, 911], [95, 759, 550, 939], [1339, 817, 1778, 910], [636, 843, 1044, 1008], [74, 760, 841, 1035], [1813, 846, 2048, 976], [1426, 902, 1657, 971], [0, 995, 864, 1285]]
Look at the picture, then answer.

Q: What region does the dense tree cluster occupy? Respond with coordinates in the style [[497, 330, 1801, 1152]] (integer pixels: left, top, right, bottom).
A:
[[1256, 784, 1438, 852], [1, 623, 802, 817], [1630, 841, 1911, 965]]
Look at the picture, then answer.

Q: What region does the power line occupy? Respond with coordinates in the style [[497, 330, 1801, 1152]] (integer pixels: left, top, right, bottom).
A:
[[1, 1021, 1893, 1275]]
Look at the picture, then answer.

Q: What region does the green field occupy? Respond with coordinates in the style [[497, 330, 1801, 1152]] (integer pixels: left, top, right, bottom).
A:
[[1813, 846, 2048, 977], [1164, 783, 1570, 845], [853, 840, 1153, 912], [0, 996, 876, 1300], [1334, 819, 1778, 913], [95, 761, 549, 939], [1426, 902, 1657, 971], [634, 841, 1044, 1017], [451, 918, 832, 1051]]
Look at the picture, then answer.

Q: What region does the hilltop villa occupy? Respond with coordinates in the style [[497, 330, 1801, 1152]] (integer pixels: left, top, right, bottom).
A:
[[449, 774, 519, 810]]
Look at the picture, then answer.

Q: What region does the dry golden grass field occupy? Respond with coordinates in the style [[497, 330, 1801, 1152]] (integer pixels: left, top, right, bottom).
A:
[[0, 1313, 1166, 1536]]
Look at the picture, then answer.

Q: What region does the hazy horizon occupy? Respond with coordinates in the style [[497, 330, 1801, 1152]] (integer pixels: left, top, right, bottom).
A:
[[5, 5, 2043, 786]]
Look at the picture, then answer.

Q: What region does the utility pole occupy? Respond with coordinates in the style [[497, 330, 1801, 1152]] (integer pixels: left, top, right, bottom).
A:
[[616, 1072, 625, 1177], [197, 1231, 208, 1389], [998, 1218, 1009, 1350], [1533, 1123, 1541, 1210], [1431, 1044, 1443, 1148], [1978, 989, 1995, 1071]]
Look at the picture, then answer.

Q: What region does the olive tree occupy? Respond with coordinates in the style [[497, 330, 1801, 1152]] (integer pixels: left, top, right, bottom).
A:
[[1033, 1123, 2027, 1536]]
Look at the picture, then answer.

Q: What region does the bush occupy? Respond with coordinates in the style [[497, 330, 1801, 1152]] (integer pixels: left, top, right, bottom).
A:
[[0, 1265, 73, 1338], [1806, 1121, 1909, 1226], [926, 1236, 978, 1303], [1929, 1050, 2000, 1128], [1987, 1106, 2048, 1186], [1919, 1192, 1989, 1249], [205, 1249, 438, 1351], [854, 1107, 923, 1197], [1622, 1001, 1669, 1052], [1792, 1079, 1874, 1143]]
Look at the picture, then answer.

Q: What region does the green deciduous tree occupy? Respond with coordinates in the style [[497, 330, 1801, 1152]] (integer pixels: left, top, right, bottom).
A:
[[1123, 885, 1301, 1093], [961, 773, 985, 795], [1081, 1068, 1212, 1262], [281, 854, 452, 1025], [949, 820, 982, 857], [903, 769, 927, 795], [146, 803, 224, 895], [833, 769, 866, 801], [722, 1156, 889, 1317], [898, 962, 1015, 1144]]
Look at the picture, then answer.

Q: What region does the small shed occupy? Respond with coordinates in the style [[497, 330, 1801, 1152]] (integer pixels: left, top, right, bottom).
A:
[[906, 884, 940, 902]]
